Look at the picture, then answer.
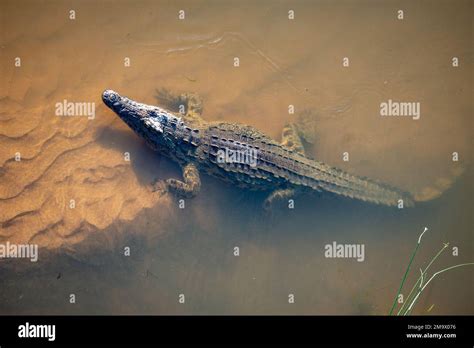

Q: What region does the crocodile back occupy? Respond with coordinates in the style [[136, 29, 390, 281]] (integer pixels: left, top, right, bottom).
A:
[[195, 122, 413, 206]]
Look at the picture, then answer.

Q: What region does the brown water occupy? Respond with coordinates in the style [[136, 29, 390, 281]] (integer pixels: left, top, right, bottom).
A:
[[0, 0, 472, 314]]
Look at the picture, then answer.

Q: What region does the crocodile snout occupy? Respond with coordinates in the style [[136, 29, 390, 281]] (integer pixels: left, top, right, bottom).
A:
[[102, 89, 120, 108]]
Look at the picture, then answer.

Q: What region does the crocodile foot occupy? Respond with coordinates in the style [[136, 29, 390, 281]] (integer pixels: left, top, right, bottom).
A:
[[263, 188, 296, 211], [152, 163, 201, 199], [155, 88, 204, 126], [295, 109, 318, 144], [281, 123, 306, 155], [150, 178, 168, 196]]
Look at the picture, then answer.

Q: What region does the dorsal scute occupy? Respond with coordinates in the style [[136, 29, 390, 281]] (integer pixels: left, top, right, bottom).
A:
[[209, 122, 278, 144]]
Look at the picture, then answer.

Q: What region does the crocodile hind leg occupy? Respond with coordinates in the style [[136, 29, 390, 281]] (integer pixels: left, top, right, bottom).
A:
[[153, 162, 201, 198], [281, 123, 305, 155], [155, 88, 205, 127], [295, 109, 318, 144], [263, 188, 295, 210]]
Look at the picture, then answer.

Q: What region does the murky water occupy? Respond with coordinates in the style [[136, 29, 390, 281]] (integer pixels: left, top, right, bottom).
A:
[[0, 0, 472, 314]]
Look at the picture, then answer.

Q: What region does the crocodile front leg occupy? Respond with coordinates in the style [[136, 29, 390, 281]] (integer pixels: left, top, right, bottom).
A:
[[153, 163, 201, 198], [155, 88, 205, 127], [167, 162, 201, 198], [281, 123, 305, 155], [263, 188, 296, 210]]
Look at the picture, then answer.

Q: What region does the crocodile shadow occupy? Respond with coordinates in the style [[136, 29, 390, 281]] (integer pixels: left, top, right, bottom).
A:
[[95, 125, 178, 186], [94, 125, 244, 198]]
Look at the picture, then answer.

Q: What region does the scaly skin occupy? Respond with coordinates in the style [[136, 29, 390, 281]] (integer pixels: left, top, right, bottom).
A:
[[102, 89, 414, 207]]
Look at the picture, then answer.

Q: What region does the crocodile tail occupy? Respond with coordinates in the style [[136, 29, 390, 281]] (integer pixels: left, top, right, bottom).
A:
[[312, 163, 414, 207]]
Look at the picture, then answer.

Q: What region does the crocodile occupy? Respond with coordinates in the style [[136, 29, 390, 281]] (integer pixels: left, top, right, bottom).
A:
[[102, 89, 414, 208]]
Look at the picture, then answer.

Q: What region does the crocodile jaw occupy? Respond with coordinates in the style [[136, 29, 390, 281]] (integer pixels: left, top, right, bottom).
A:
[[102, 89, 163, 132], [103, 89, 147, 119]]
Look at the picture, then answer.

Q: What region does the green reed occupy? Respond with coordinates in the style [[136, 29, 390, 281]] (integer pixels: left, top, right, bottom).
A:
[[389, 227, 473, 315]]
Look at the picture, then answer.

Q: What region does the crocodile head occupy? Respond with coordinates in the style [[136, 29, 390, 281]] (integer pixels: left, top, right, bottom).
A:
[[102, 89, 179, 151]]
